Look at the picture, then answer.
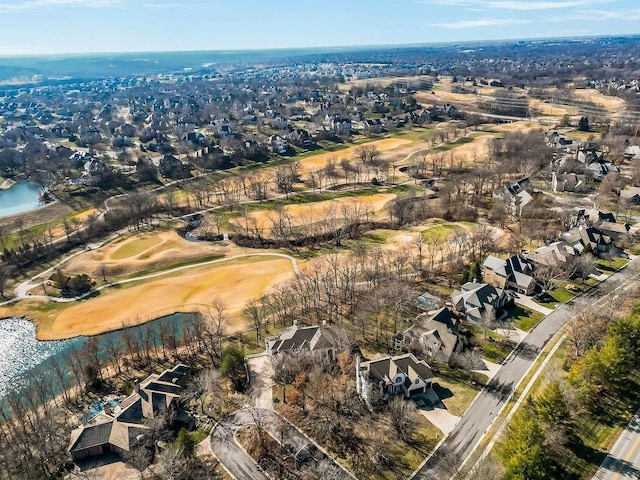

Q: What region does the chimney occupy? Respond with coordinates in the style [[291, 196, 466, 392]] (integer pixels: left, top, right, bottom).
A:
[[134, 381, 140, 393], [104, 403, 112, 416]]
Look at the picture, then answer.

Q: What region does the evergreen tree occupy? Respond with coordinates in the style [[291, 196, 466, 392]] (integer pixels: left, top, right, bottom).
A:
[[534, 380, 571, 428], [578, 116, 590, 132], [497, 409, 551, 480]]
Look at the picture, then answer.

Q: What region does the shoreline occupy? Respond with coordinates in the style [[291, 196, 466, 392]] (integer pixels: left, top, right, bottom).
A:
[[0, 177, 16, 190]]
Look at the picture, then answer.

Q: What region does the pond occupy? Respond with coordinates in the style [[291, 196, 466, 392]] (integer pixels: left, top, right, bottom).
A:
[[0, 313, 198, 400], [0, 180, 43, 217]]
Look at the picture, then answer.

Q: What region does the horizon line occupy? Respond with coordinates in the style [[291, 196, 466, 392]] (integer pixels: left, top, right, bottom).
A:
[[1, 32, 639, 59]]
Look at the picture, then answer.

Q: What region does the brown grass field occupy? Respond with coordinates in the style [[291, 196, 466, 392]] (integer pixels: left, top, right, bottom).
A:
[[298, 138, 412, 174], [31, 255, 297, 340], [229, 193, 396, 234], [64, 230, 250, 279]]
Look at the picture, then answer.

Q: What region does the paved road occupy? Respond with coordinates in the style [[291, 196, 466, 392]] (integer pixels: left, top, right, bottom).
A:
[[208, 412, 269, 480], [593, 408, 640, 480], [208, 408, 352, 480], [414, 257, 640, 479]]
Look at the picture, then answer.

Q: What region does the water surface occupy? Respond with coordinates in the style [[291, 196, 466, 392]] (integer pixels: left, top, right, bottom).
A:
[[0, 180, 42, 217]]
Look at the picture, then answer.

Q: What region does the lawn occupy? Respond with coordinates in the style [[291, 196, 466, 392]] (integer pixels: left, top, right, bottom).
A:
[[110, 236, 163, 260], [432, 136, 475, 152], [433, 375, 484, 417], [421, 221, 469, 240], [507, 305, 544, 332], [553, 286, 576, 302], [597, 256, 629, 272]]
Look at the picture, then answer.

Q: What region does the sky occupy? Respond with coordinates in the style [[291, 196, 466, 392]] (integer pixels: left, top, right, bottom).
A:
[[0, 0, 638, 56]]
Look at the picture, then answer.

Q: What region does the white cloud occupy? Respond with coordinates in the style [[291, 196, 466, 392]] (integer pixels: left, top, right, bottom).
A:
[[0, 0, 123, 13], [425, 0, 615, 10], [430, 17, 531, 28]]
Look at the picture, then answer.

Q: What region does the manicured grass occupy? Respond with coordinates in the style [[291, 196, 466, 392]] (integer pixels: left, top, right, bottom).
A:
[[507, 305, 544, 332], [389, 128, 434, 142], [422, 222, 468, 240], [552, 286, 575, 302], [432, 136, 475, 152], [110, 236, 163, 260], [433, 376, 483, 417], [597, 256, 629, 271], [481, 341, 512, 363]]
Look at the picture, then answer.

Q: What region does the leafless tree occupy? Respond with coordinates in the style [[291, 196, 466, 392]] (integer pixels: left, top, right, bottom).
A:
[[388, 396, 418, 442]]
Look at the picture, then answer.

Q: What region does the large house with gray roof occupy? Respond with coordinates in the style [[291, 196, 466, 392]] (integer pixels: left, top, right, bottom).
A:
[[265, 323, 345, 358], [482, 254, 536, 295], [451, 282, 509, 323], [68, 364, 191, 462], [356, 353, 433, 403]]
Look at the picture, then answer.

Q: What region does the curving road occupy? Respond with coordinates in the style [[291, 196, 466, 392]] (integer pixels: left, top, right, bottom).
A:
[[413, 257, 640, 479]]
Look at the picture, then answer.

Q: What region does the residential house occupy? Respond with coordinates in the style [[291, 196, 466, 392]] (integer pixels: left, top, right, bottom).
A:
[[598, 221, 631, 241], [482, 255, 536, 295], [562, 225, 611, 254], [159, 154, 190, 179], [364, 118, 384, 134], [68, 365, 191, 462], [398, 306, 463, 363], [620, 186, 640, 205], [265, 323, 345, 358], [552, 172, 586, 193], [356, 353, 434, 403], [526, 241, 577, 269], [586, 160, 618, 182], [493, 178, 533, 216], [451, 282, 510, 323], [576, 208, 617, 226], [265, 134, 288, 154], [624, 145, 640, 161]]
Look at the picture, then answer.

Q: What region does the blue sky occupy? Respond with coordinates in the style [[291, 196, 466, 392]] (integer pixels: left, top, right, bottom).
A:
[[0, 0, 638, 55]]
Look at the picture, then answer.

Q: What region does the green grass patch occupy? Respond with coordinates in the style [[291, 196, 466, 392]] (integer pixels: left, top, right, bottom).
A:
[[432, 136, 475, 152], [507, 305, 544, 332], [110, 236, 163, 260], [550, 286, 575, 303], [432, 366, 487, 417], [188, 428, 209, 444], [597, 256, 628, 271]]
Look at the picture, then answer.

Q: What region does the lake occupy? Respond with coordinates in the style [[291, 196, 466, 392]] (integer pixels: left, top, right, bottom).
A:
[[0, 313, 197, 400], [0, 180, 42, 217]]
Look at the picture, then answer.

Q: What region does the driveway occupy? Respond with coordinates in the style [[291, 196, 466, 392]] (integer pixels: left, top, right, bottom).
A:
[[208, 408, 353, 480], [513, 294, 554, 316], [415, 389, 461, 436], [246, 353, 274, 409], [208, 416, 269, 480]]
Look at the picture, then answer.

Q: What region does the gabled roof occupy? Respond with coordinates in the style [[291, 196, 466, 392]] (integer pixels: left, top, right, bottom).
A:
[[69, 365, 190, 455], [361, 353, 433, 386], [267, 324, 343, 354], [451, 282, 507, 319]]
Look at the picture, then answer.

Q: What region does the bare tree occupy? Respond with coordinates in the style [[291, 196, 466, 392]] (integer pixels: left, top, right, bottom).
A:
[[388, 396, 418, 442]]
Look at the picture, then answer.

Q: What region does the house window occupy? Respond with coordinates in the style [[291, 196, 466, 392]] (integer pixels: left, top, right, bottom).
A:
[[415, 379, 420, 385]]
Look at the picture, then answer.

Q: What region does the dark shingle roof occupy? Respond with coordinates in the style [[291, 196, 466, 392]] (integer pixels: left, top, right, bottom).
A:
[[70, 422, 113, 452]]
